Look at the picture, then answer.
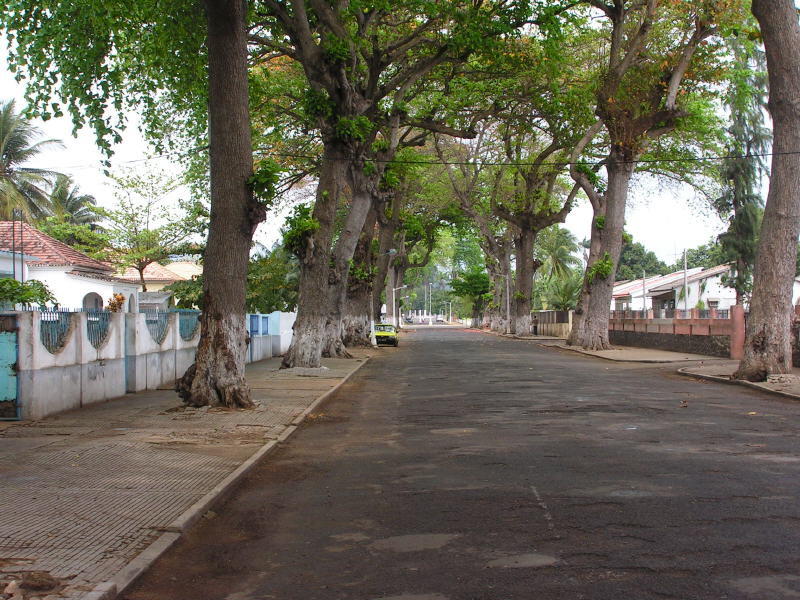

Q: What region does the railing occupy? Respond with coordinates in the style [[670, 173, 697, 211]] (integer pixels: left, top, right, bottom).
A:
[[143, 310, 169, 344], [86, 310, 111, 349], [614, 309, 732, 320], [39, 310, 74, 354], [174, 309, 200, 341]]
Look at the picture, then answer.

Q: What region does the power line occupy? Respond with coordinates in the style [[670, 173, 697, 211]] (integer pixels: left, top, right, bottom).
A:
[[267, 149, 781, 167], [40, 146, 787, 172]]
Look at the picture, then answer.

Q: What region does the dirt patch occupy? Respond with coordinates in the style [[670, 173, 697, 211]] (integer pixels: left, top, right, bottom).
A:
[[2, 571, 65, 598]]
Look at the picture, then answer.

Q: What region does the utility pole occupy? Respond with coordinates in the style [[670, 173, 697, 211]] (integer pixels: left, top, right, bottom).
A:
[[642, 269, 646, 316], [683, 249, 689, 314]]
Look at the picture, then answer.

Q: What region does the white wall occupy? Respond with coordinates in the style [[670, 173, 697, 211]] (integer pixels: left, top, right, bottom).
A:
[[26, 266, 140, 310], [14, 310, 288, 420]]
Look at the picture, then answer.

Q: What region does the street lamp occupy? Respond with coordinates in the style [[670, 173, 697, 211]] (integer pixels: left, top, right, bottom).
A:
[[392, 284, 407, 327]]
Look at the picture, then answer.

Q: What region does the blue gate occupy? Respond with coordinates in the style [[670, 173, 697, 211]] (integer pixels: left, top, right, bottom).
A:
[[0, 315, 18, 420]]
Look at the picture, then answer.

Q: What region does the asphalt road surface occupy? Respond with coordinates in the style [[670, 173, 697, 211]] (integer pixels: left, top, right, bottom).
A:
[[123, 328, 800, 600]]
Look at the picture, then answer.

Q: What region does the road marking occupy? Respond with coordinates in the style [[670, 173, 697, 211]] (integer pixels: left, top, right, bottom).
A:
[[531, 485, 561, 539]]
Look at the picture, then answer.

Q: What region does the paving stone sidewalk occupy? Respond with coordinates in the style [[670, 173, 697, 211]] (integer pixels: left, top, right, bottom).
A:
[[0, 351, 371, 600]]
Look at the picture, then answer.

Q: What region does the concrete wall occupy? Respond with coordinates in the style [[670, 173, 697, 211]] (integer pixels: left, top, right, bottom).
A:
[[609, 330, 731, 358], [14, 310, 287, 420], [607, 305, 745, 359], [17, 311, 127, 420], [268, 311, 296, 355]]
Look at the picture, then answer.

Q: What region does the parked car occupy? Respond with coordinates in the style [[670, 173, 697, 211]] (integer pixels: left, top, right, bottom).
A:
[[374, 323, 399, 346], [436, 316, 445, 323]]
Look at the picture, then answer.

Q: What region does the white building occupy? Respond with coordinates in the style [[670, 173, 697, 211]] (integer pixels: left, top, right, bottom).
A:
[[647, 264, 737, 312], [611, 269, 702, 312], [612, 264, 740, 313], [0, 222, 141, 311]]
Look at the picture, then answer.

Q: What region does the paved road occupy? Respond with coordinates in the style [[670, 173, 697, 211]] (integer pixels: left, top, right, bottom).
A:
[[123, 328, 800, 600]]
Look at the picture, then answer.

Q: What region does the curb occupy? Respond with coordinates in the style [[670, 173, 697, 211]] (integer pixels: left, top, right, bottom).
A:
[[550, 343, 720, 364], [677, 366, 800, 402], [83, 356, 370, 600]]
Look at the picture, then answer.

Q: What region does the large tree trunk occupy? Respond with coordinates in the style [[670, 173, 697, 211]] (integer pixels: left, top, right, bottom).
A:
[[568, 150, 633, 350], [178, 0, 257, 408], [513, 228, 539, 336], [486, 262, 505, 332], [282, 147, 348, 369], [342, 207, 377, 347], [285, 156, 374, 367], [342, 283, 373, 347], [734, 0, 800, 381]]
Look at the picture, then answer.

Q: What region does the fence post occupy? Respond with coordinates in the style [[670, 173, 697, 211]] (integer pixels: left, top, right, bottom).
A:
[[730, 304, 745, 360]]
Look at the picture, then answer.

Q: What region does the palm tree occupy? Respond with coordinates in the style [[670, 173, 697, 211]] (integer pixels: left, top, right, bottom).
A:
[[47, 174, 102, 227], [0, 99, 63, 220], [543, 269, 583, 310], [536, 225, 580, 280]]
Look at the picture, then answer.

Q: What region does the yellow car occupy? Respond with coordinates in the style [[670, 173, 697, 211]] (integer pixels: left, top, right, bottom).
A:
[[375, 323, 399, 346]]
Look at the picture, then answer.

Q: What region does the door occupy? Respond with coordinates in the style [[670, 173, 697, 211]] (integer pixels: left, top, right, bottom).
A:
[[0, 315, 18, 420]]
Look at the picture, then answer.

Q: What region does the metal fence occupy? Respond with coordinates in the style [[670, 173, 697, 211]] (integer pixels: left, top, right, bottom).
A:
[[174, 309, 201, 341], [39, 309, 74, 354], [86, 310, 111, 349], [144, 310, 170, 344]]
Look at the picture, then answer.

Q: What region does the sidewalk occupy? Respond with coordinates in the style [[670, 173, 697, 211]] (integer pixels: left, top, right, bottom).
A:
[[0, 351, 371, 600], [550, 342, 721, 363], [542, 337, 800, 402], [677, 360, 800, 401]]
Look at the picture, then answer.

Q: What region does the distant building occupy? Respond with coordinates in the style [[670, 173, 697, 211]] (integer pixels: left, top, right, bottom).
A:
[[0, 221, 141, 310], [612, 264, 737, 313], [119, 260, 202, 292]]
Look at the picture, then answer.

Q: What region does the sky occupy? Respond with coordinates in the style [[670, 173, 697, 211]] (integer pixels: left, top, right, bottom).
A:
[[1, 41, 727, 265]]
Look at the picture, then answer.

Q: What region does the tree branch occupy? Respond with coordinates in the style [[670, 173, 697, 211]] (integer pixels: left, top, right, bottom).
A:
[[568, 120, 604, 212]]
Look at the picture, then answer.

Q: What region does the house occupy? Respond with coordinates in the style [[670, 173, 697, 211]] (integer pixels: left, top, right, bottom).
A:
[[613, 264, 737, 313], [646, 264, 736, 312], [0, 221, 141, 310], [120, 260, 202, 292], [120, 260, 203, 309], [611, 269, 702, 312]]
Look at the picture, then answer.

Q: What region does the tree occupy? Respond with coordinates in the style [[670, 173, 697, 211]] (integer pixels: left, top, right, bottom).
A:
[[0, 99, 62, 220], [45, 174, 102, 227], [450, 268, 491, 326], [104, 170, 200, 292], [714, 35, 770, 305], [616, 238, 669, 282], [4, 0, 267, 409], [536, 226, 581, 282], [246, 245, 299, 314], [734, 0, 800, 381], [0, 278, 54, 308], [37, 218, 111, 261], [669, 240, 727, 272], [567, 1, 743, 350], [543, 268, 582, 311], [251, 1, 530, 369]]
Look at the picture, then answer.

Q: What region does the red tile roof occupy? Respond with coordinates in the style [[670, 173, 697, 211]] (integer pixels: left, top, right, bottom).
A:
[[0, 221, 112, 272], [120, 262, 186, 282]]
